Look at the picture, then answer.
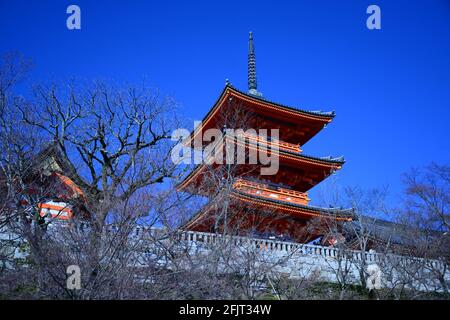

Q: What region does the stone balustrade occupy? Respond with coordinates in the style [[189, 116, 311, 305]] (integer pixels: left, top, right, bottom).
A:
[[176, 229, 445, 269]]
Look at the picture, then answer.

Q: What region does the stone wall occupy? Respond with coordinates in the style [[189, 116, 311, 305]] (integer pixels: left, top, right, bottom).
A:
[[178, 230, 450, 292]]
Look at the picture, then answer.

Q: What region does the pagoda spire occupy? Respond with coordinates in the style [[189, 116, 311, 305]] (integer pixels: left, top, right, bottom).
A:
[[248, 32, 262, 97]]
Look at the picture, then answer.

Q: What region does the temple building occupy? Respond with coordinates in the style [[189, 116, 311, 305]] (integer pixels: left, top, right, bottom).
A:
[[0, 34, 429, 250], [178, 32, 354, 243], [1, 144, 90, 224]]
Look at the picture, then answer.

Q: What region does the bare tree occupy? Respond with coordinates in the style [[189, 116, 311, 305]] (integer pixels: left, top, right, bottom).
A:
[[172, 102, 309, 299], [0, 51, 194, 298], [317, 180, 393, 298], [397, 163, 450, 296]]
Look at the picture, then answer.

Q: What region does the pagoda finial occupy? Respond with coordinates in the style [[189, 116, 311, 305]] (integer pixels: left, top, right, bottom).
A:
[[248, 32, 262, 97]]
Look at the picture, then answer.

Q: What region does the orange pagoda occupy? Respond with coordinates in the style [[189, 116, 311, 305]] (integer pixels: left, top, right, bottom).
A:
[[178, 32, 354, 243]]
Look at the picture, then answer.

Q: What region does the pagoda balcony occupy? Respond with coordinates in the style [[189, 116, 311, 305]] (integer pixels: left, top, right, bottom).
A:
[[235, 131, 302, 154], [232, 178, 310, 206]]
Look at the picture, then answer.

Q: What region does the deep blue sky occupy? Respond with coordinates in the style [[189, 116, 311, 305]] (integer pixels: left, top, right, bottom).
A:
[[1, 0, 449, 206]]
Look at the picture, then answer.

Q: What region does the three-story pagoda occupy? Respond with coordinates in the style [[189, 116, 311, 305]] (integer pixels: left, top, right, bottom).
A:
[[178, 33, 353, 242]]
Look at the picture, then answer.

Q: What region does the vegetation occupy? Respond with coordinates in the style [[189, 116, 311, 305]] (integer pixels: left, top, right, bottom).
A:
[[0, 52, 448, 300]]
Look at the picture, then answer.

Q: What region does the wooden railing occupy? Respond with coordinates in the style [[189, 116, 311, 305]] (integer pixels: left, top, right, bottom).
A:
[[233, 178, 310, 205]]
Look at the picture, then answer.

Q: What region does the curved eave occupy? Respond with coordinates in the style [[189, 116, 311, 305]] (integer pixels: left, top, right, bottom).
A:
[[182, 190, 354, 230], [176, 145, 344, 193], [231, 190, 354, 221], [228, 85, 335, 120], [31, 143, 99, 199], [176, 165, 205, 191], [232, 137, 345, 167], [186, 84, 335, 146]]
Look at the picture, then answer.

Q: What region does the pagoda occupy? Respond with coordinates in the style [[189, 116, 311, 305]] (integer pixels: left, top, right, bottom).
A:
[[178, 32, 353, 243]]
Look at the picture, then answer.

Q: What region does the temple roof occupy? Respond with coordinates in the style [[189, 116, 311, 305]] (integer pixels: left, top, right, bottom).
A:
[[231, 189, 355, 220], [186, 84, 337, 147], [29, 143, 99, 199], [229, 84, 336, 119], [236, 135, 345, 164], [177, 144, 344, 193], [182, 189, 354, 232], [343, 216, 445, 248]]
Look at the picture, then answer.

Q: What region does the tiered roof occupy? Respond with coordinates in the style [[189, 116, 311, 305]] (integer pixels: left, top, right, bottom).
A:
[[179, 32, 352, 239], [186, 84, 336, 147]]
